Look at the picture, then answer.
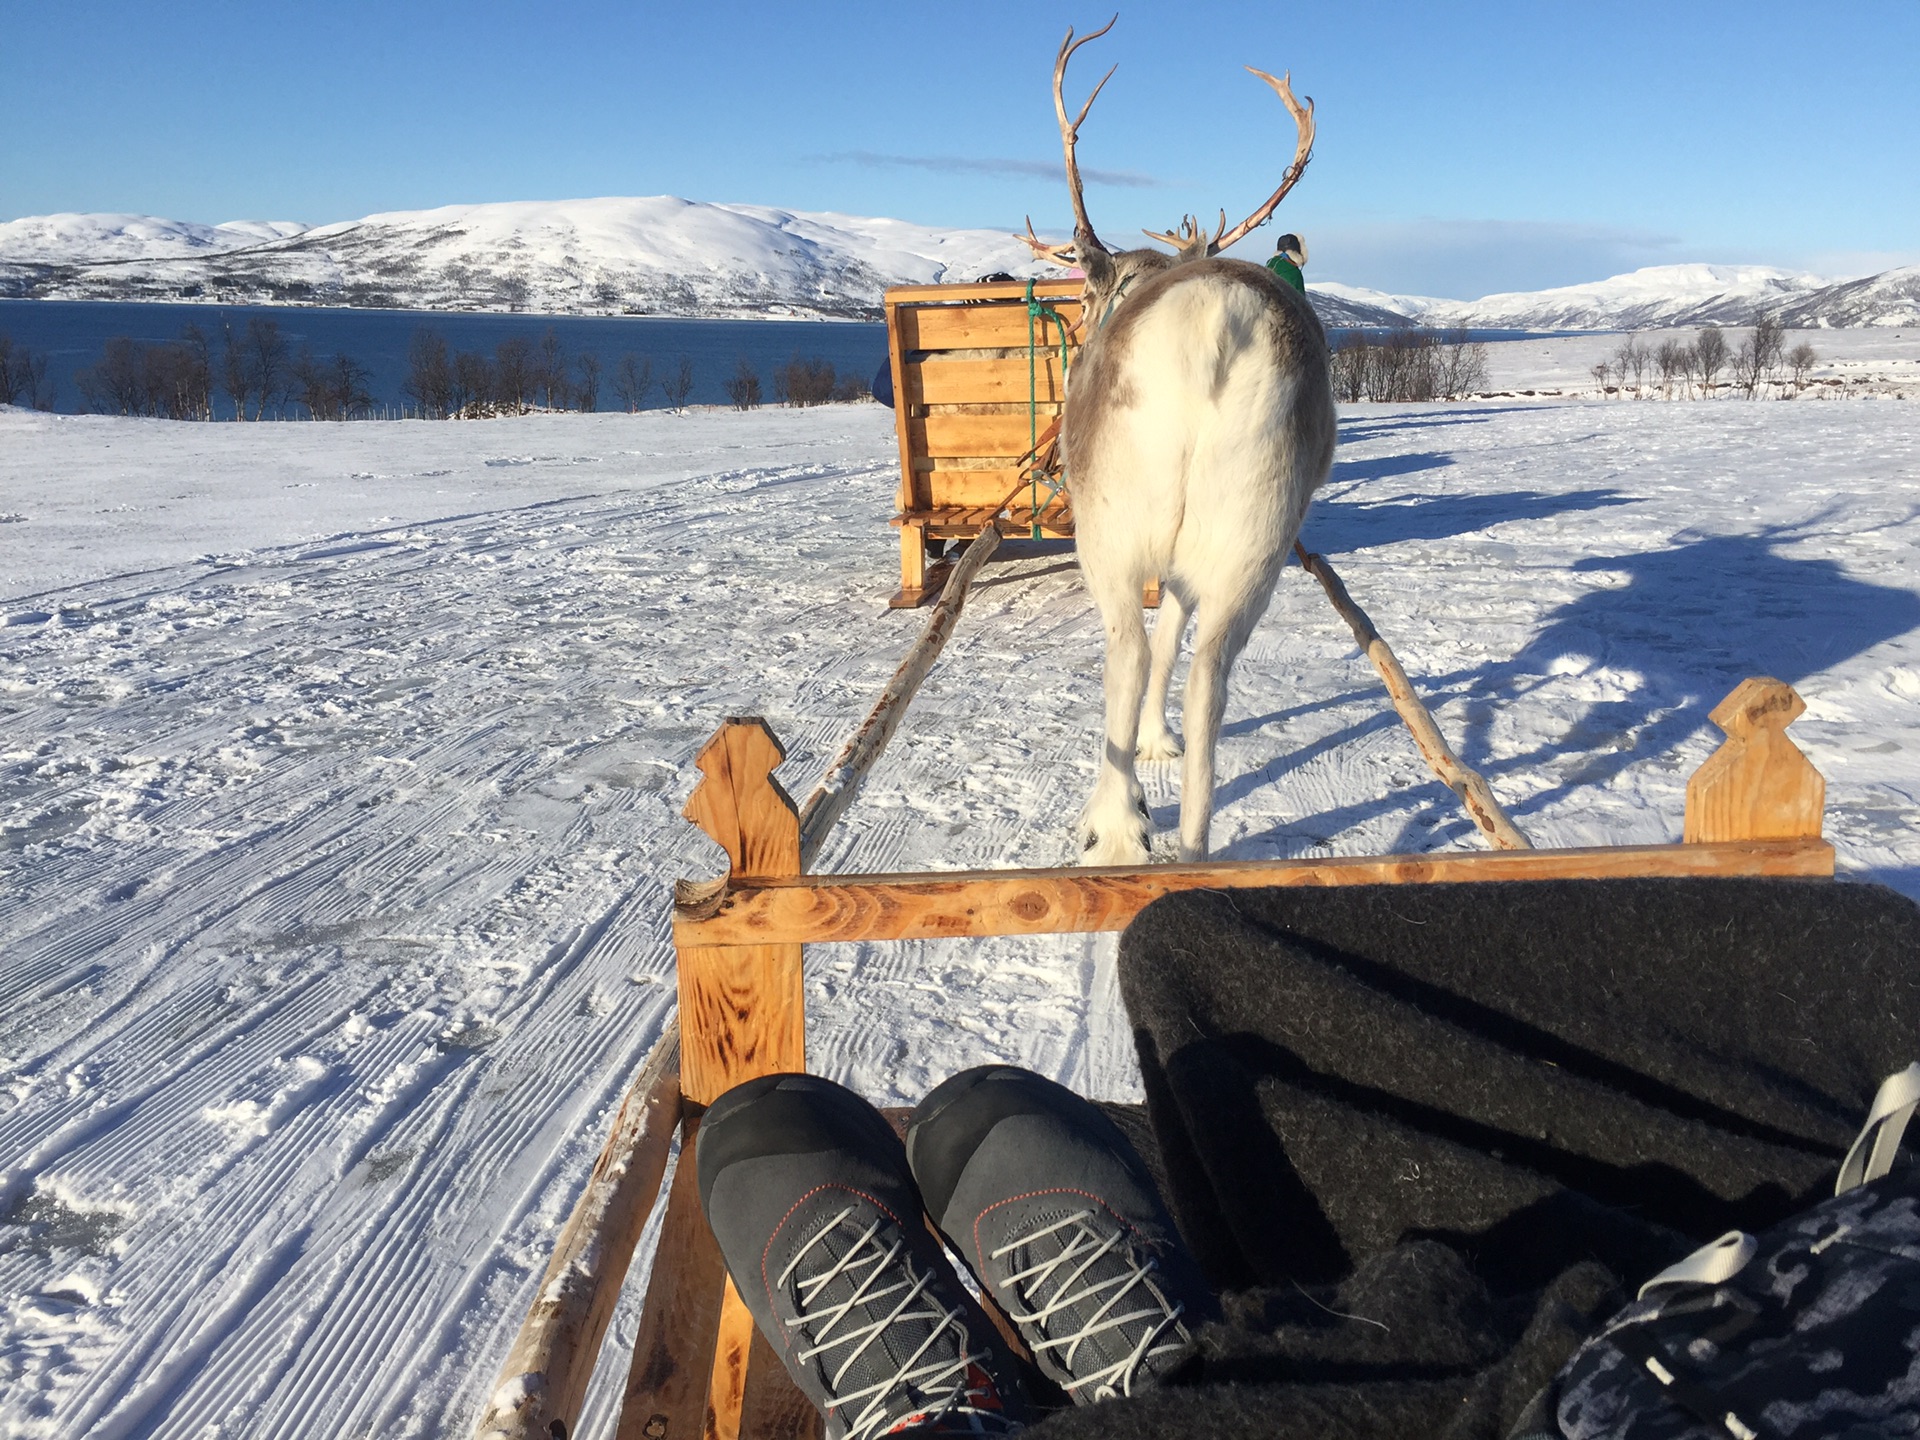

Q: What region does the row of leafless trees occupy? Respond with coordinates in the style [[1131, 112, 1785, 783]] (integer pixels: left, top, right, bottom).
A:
[[69, 317, 377, 420], [1330, 328, 1490, 402], [1593, 321, 1819, 400], [0, 334, 55, 410], [722, 354, 872, 410], [401, 327, 701, 418]]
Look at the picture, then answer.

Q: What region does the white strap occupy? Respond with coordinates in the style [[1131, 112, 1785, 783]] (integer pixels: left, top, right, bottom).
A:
[[1637, 1230, 1757, 1301], [1836, 1062, 1920, 1195]]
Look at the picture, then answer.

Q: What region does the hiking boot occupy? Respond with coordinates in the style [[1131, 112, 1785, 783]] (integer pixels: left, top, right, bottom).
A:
[[906, 1066, 1215, 1404], [696, 1073, 1030, 1439]]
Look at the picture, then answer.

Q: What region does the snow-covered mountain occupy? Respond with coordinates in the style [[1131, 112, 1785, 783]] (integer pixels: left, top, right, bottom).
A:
[[0, 198, 1053, 321], [0, 198, 1438, 328], [1773, 265, 1920, 329], [1400, 264, 1836, 332], [1348, 264, 1920, 333], [2, 202, 1911, 328]]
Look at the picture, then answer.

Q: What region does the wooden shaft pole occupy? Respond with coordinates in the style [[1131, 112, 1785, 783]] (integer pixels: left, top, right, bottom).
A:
[[1294, 543, 1532, 851], [473, 1024, 683, 1440], [798, 520, 1004, 868]]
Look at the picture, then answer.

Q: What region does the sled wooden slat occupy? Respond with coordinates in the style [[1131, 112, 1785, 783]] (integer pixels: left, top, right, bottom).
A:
[[885, 278, 1088, 306], [673, 837, 1834, 948], [613, 1121, 727, 1440], [897, 300, 1081, 353], [908, 355, 1069, 406], [707, 1283, 757, 1440], [910, 411, 1064, 460], [891, 504, 1072, 535], [740, 1327, 823, 1440]]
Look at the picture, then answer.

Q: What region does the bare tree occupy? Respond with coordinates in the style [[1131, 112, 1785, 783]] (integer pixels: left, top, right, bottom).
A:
[[1787, 341, 1819, 392], [494, 335, 534, 413], [535, 327, 570, 410], [661, 356, 695, 411], [724, 358, 763, 410], [452, 351, 493, 417], [403, 329, 454, 418], [177, 324, 214, 419], [218, 322, 249, 419], [1732, 318, 1786, 399], [1694, 325, 1727, 397], [613, 353, 653, 413], [1434, 330, 1487, 400], [500, 272, 531, 311], [76, 337, 149, 415], [1590, 361, 1612, 396], [0, 333, 55, 410], [1673, 340, 1699, 399], [75, 330, 216, 419], [292, 347, 373, 420], [23, 350, 53, 410], [1612, 335, 1652, 398], [774, 354, 836, 406], [243, 317, 289, 419], [1654, 339, 1685, 399], [575, 352, 601, 413], [0, 333, 21, 405]]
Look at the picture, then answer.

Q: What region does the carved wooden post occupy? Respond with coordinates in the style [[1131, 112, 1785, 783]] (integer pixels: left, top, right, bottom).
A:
[[1684, 678, 1825, 843], [679, 718, 806, 1105], [676, 719, 807, 1440]]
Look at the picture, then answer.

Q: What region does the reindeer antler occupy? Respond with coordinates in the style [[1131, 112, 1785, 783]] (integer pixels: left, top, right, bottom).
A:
[[1051, 16, 1118, 260], [1212, 68, 1315, 255], [1015, 214, 1079, 267], [1143, 210, 1227, 261]]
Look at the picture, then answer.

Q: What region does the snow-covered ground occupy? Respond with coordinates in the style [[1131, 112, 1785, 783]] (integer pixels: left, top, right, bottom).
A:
[[2, 382, 1918, 1437]]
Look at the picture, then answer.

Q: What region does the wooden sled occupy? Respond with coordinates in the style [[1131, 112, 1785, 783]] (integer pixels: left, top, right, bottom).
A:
[[473, 676, 1832, 1440], [883, 279, 1085, 607]]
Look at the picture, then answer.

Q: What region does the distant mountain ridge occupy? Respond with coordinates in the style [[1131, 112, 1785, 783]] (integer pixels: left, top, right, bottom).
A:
[[1355, 263, 1920, 332], [1, 199, 1913, 329]]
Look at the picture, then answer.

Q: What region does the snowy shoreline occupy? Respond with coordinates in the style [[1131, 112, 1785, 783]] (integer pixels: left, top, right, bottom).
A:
[[2, 397, 1918, 1435]]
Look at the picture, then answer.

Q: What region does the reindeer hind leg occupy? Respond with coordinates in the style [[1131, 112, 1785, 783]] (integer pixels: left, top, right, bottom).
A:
[[1137, 585, 1188, 763], [1079, 580, 1154, 865], [1175, 595, 1266, 863]]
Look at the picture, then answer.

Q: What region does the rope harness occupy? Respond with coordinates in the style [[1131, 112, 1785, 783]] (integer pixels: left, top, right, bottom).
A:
[[1021, 280, 1075, 539]]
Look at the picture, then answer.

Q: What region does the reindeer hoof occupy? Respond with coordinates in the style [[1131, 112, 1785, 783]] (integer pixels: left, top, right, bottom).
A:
[[1136, 731, 1183, 763], [1081, 820, 1151, 867]]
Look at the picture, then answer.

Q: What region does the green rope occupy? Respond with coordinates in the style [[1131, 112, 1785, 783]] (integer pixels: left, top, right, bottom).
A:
[[1024, 280, 1072, 540]]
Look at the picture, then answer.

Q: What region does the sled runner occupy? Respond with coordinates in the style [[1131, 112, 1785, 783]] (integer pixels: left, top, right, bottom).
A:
[[472, 675, 1833, 1440]]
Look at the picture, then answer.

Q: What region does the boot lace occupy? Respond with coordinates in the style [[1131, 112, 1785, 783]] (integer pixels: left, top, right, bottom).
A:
[[990, 1209, 1191, 1401], [782, 1205, 1021, 1440]]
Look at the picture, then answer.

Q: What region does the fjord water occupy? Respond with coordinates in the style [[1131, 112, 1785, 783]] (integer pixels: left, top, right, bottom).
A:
[[0, 299, 889, 415]]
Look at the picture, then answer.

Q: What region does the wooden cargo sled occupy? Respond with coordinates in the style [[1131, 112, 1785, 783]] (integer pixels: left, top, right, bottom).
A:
[[882, 278, 1085, 607]]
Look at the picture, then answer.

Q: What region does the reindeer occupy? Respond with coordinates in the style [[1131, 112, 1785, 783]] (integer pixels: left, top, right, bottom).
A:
[[1020, 19, 1338, 864]]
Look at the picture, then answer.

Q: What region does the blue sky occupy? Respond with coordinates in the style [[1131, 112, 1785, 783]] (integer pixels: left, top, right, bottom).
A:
[[3, 0, 1915, 298]]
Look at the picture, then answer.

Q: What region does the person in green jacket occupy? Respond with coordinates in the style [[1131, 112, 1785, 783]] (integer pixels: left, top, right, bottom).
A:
[[1265, 232, 1307, 293]]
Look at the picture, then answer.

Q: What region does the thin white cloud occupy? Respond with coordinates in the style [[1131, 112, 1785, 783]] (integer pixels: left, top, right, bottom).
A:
[[815, 150, 1164, 190]]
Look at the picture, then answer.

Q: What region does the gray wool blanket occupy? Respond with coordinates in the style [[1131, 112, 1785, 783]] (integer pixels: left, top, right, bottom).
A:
[[1028, 877, 1920, 1440]]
